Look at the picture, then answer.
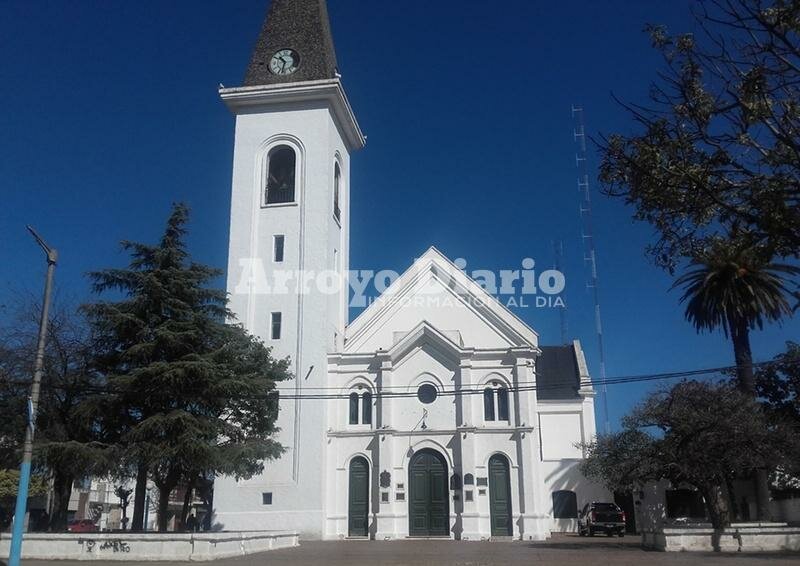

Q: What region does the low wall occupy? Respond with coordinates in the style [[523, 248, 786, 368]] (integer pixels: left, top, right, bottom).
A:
[[642, 523, 800, 552], [772, 498, 800, 524], [0, 531, 299, 561]]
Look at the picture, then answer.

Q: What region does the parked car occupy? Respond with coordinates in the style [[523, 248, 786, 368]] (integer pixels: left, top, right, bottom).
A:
[[67, 519, 98, 533], [578, 502, 626, 537]]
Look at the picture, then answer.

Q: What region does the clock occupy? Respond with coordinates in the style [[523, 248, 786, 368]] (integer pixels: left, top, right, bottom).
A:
[[269, 49, 300, 76]]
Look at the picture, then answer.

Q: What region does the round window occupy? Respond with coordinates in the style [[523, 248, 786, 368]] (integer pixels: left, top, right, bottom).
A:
[[417, 383, 437, 404]]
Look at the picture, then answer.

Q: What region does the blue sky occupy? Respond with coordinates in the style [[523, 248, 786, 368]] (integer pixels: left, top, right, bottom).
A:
[[1, 0, 797, 430]]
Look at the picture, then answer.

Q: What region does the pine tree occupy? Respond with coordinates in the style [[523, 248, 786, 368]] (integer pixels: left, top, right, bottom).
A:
[[84, 203, 290, 531]]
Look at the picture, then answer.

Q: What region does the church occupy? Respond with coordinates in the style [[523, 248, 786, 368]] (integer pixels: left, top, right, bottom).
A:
[[214, 0, 608, 540]]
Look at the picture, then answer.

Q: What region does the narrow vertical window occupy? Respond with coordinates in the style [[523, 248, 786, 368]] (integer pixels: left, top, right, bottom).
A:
[[483, 388, 495, 421], [265, 145, 296, 204], [270, 312, 282, 340], [362, 392, 372, 425], [497, 387, 509, 421], [273, 235, 285, 262], [349, 392, 359, 425], [333, 162, 341, 221]]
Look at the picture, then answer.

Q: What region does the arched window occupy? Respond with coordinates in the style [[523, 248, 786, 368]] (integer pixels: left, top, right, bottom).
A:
[[552, 490, 578, 519], [484, 383, 510, 422], [362, 391, 372, 425], [265, 145, 296, 204], [483, 388, 495, 421], [333, 162, 341, 221], [348, 389, 372, 426], [497, 387, 509, 421], [349, 392, 359, 425]]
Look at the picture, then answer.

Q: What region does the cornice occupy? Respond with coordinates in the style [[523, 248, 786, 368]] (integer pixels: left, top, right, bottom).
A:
[[219, 78, 366, 151], [327, 425, 535, 438]]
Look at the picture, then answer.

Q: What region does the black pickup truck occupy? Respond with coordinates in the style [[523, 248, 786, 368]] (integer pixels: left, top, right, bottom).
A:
[[578, 502, 626, 537]]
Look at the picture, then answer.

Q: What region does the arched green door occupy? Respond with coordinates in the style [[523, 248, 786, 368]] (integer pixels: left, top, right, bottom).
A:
[[348, 457, 369, 537], [488, 454, 513, 536], [408, 449, 449, 536]]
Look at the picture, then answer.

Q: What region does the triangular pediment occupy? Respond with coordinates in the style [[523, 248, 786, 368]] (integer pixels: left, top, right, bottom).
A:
[[387, 320, 465, 367], [344, 247, 538, 353]]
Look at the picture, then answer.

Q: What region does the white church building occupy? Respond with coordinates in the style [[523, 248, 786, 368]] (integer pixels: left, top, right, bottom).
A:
[[214, 0, 608, 540]]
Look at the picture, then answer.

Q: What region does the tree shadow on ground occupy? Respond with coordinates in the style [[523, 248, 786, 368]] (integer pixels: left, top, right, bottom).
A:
[[527, 541, 650, 552], [528, 534, 650, 552]]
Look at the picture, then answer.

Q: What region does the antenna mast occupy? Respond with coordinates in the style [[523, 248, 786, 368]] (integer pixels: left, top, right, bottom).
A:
[[572, 105, 610, 435], [553, 239, 568, 345]]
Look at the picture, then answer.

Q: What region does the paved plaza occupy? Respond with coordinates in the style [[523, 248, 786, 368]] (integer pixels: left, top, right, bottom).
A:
[[11, 534, 800, 566]]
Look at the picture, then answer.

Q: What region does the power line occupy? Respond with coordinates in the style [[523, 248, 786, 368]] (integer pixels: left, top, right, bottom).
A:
[[0, 362, 754, 400]]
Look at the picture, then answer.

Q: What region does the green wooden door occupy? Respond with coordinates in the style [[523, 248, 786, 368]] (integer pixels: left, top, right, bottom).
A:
[[489, 454, 512, 536], [348, 457, 369, 537], [409, 450, 449, 536]]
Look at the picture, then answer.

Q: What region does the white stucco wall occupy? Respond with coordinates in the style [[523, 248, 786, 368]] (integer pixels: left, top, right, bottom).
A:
[[212, 81, 597, 542], [214, 83, 358, 538]]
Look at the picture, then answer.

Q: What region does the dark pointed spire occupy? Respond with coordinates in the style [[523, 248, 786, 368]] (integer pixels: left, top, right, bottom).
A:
[[244, 0, 338, 87]]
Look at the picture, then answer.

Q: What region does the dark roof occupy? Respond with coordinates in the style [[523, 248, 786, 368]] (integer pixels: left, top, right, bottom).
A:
[[536, 345, 582, 400], [244, 0, 338, 87]]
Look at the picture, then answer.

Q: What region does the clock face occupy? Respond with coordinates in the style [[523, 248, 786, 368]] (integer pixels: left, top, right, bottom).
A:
[[269, 49, 300, 76]]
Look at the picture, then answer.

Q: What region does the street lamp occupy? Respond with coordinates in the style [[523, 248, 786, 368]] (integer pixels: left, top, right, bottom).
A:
[[8, 226, 57, 566]]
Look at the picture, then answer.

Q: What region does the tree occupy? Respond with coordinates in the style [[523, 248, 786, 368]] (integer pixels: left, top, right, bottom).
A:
[[598, 0, 800, 274], [671, 239, 798, 519], [757, 341, 800, 421], [0, 340, 26, 470], [600, 0, 800, 521], [84, 203, 290, 531], [0, 469, 47, 531], [581, 381, 797, 534], [0, 301, 114, 531], [673, 240, 799, 393], [756, 341, 800, 478]]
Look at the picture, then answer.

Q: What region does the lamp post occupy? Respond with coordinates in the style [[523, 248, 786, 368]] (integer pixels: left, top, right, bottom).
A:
[[8, 226, 57, 566]]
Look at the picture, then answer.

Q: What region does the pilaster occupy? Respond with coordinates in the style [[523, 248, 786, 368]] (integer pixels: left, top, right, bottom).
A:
[[375, 353, 396, 539]]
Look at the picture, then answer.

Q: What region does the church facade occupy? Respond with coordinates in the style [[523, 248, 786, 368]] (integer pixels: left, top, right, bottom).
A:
[[214, 0, 608, 540]]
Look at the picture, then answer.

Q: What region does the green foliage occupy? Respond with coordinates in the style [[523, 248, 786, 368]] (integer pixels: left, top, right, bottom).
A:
[[581, 380, 798, 527], [0, 342, 26, 469], [756, 342, 800, 478], [672, 240, 799, 337], [84, 203, 290, 529], [0, 469, 47, 500], [598, 0, 800, 274], [580, 429, 660, 491], [0, 300, 114, 530], [757, 341, 800, 423]]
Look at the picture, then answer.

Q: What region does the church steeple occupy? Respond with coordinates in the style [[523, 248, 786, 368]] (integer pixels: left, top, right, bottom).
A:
[[244, 0, 338, 87]]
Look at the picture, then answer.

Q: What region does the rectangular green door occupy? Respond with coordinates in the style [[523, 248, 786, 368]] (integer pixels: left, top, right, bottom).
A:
[[348, 458, 369, 537], [409, 451, 450, 536], [428, 467, 449, 535], [409, 468, 429, 535], [489, 456, 512, 536]]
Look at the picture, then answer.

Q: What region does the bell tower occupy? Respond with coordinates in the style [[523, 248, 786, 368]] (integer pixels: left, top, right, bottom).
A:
[[214, 0, 365, 537]]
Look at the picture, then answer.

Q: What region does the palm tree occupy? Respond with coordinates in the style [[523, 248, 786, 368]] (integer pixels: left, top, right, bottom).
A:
[[673, 241, 799, 393], [672, 240, 799, 520]]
